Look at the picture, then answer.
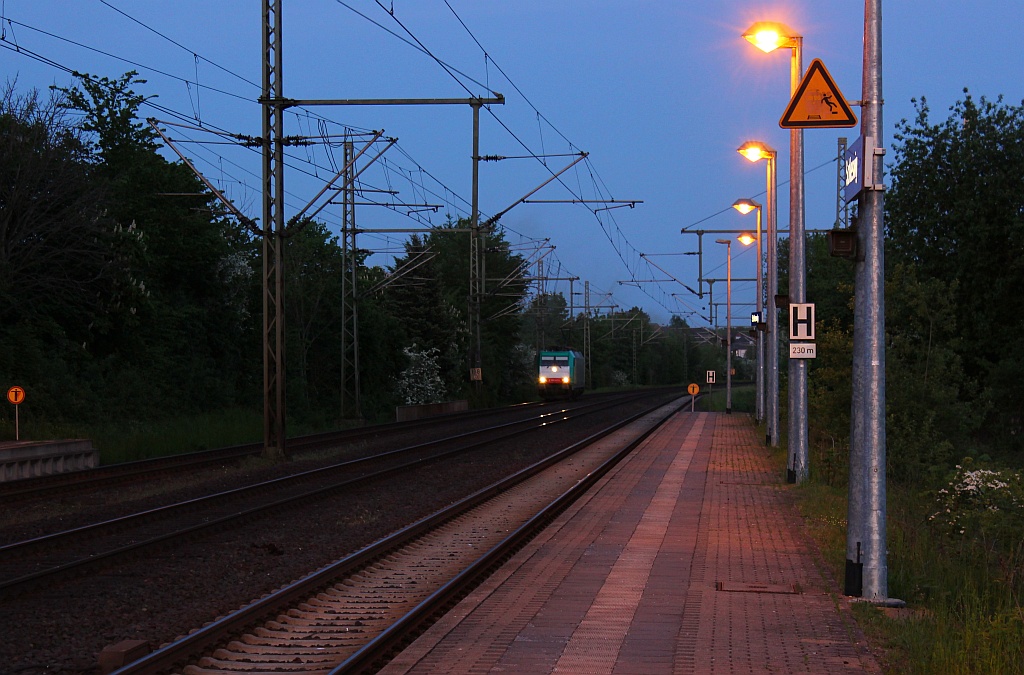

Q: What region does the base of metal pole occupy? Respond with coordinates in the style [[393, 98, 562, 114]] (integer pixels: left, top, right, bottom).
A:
[[844, 559, 863, 597], [726, 407, 732, 415], [850, 596, 907, 608], [786, 469, 796, 484]]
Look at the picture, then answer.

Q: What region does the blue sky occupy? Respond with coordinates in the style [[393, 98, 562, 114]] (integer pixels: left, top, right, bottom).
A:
[[2, 1, 1021, 326]]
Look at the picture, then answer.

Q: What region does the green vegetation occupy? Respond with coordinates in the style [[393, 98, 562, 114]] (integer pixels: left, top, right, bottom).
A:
[[699, 382, 754, 413], [787, 91, 1024, 673], [793, 467, 1024, 674]]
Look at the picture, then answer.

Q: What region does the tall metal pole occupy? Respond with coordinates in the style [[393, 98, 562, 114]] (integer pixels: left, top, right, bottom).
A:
[[261, 0, 287, 461], [740, 24, 796, 449], [788, 38, 809, 483], [848, 0, 888, 601], [584, 281, 592, 385], [340, 140, 361, 420], [717, 239, 733, 414], [732, 199, 764, 423], [469, 101, 483, 388], [755, 205, 764, 423], [767, 153, 779, 447]]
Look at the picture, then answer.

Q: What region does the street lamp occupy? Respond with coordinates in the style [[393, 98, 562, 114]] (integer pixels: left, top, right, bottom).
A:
[[733, 198, 763, 425], [715, 239, 732, 415], [737, 141, 778, 447], [742, 21, 801, 53], [742, 19, 808, 481]]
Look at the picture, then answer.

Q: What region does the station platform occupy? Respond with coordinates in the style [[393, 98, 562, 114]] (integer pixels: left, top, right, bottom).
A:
[[380, 411, 881, 674], [0, 439, 97, 482]]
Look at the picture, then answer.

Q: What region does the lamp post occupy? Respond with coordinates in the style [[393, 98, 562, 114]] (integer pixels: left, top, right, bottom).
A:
[[737, 141, 778, 447], [733, 199, 763, 424], [715, 239, 732, 414], [743, 19, 808, 480]]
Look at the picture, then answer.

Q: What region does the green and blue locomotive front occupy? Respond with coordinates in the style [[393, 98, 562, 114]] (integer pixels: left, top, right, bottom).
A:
[[537, 350, 585, 400]]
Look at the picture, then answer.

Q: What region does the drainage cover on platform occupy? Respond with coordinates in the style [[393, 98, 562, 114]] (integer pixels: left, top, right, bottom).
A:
[[715, 581, 799, 594]]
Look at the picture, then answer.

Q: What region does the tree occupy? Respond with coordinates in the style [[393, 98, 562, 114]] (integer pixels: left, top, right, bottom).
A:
[[886, 92, 1024, 448], [52, 71, 159, 164], [0, 84, 142, 339], [383, 228, 469, 399], [0, 83, 151, 423], [521, 292, 571, 352], [884, 264, 981, 482], [383, 220, 529, 405], [284, 220, 343, 411], [48, 72, 256, 415]]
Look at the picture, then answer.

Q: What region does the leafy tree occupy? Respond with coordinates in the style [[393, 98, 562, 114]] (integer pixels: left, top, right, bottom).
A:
[[384, 220, 529, 405], [356, 264, 412, 420], [886, 92, 1024, 448], [805, 240, 983, 485], [0, 84, 142, 340], [585, 307, 654, 388], [52, 72, 258, 412], [383, 228, 469, 399], [52, 71, 158, 163], [0, 84, 150, 423], [521, 292, 571, 352], [284, 220, 343, 411], [884, 264, 982, 483]]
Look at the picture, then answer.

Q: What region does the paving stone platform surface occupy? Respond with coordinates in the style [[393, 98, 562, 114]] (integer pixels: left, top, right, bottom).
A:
[[380, 412, 881, 674]]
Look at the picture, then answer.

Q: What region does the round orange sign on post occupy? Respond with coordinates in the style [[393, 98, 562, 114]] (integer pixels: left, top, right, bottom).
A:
[[6, 386, 25, 405], [687, 383, 700, 396]]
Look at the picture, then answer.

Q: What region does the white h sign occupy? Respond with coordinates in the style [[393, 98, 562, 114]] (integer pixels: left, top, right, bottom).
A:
[[790, 303, 816, 341]]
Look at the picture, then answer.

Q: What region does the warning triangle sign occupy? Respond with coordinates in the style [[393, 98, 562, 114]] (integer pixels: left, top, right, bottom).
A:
[[780, 58, 857, 129]]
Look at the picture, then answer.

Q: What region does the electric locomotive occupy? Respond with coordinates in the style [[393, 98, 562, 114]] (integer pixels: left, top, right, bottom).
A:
[[537, 349, 585, 400]]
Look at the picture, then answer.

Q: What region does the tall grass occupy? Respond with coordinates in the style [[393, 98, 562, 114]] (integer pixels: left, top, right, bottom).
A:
[[7, 408, 264, 464], [793, 471, 1024, 673], [700, 382, 755, 413]]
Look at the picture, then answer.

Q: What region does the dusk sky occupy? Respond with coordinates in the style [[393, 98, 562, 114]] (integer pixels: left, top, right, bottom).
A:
[[3, 1, 1021, 326]]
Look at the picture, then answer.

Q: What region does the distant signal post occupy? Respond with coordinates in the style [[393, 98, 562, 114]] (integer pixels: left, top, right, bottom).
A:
[[6, 386, 25, 441]]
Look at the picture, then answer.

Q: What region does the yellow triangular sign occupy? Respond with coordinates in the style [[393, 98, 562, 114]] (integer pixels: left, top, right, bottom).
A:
[[780, 58, 857, 129]]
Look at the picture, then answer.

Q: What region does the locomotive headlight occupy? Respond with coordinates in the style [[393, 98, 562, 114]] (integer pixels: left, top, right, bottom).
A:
[[550, 365, 559, 373], [562, 376, 570, 384], [539, 376, 547, 384]]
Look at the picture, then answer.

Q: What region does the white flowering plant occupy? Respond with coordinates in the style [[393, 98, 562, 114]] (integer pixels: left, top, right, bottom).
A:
[[929, 458, 1024, 553], [396, 345, 446, 406]]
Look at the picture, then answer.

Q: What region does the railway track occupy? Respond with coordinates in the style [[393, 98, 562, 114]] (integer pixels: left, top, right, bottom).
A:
[[0, 392, 668, 599], [112, 395, 690, 674], [0, 400, 556, 504]]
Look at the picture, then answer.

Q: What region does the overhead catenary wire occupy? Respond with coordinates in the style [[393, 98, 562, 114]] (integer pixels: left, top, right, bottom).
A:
[[5, 2, 640, 315], [0, 5, 492, 240], [2, 2, 839, 327]]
